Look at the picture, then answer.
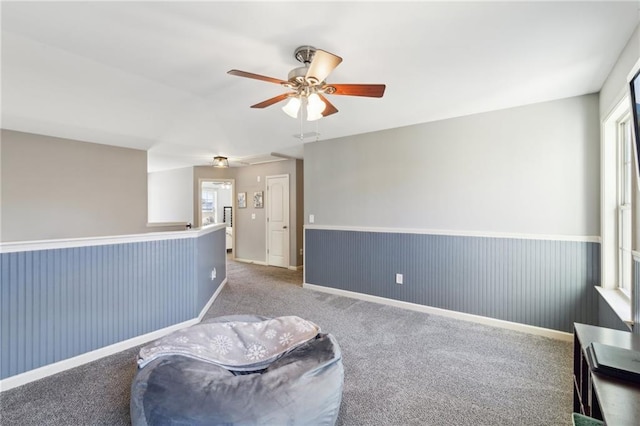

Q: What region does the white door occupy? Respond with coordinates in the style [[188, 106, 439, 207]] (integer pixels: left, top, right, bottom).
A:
[[266, 175, 289, 268]]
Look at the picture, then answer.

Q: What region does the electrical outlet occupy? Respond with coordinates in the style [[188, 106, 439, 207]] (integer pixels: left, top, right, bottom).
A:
[[395, 273, 403, 284], [299, 248, 303, 256]]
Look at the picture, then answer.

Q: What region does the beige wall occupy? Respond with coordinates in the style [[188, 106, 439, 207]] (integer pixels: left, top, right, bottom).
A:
[[194, 159, 303, 267], [1, 129, 148, 242]]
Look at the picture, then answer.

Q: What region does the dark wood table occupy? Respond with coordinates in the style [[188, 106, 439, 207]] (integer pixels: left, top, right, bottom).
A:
[[573, 323, 640, 425]]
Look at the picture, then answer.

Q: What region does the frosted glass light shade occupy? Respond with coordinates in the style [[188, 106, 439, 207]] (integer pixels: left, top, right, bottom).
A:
[[282, 96, 301, 118], [212, 156, 229, 168], [306, 93, 326, 121], [306, 110, 323, 121], [307, 93, 326, 114]]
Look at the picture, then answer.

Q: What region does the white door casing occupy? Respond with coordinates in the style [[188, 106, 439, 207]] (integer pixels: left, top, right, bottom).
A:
[[266, 174, 289, 268]]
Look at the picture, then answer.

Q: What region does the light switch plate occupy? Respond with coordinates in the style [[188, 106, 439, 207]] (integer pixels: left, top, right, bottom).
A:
[[309, 214, 315, 223]]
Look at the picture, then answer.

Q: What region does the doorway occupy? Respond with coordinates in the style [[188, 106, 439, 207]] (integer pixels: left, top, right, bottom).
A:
[[199, 179, 235, 253], [266, 174, 290, 268]]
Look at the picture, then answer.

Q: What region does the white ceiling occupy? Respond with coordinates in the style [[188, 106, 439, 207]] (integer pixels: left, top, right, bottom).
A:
[[2, 1, 639, 172]]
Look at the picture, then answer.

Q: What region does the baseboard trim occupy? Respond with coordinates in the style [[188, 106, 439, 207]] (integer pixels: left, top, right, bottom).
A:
[[303, 283, 573, 342], [198, 278, 227, 321], [234, 258, 268, 266], [0, 278, 228, 392], [234, 258, 300, 270]]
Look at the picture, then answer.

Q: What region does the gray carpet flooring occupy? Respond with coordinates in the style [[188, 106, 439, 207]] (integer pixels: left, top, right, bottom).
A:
[[1, 258, 573, 425]]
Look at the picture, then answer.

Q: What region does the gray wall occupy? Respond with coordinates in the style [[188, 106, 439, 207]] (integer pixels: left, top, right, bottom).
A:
[[304, 94, 601, 332], [194, 159, 304, 267], [1, 130, 149, 242], [305, 94, 600, 237], [0, 226, 227, 380], [196, 228, 227, 312], [598, 296, 632, 332], [306, 230, 600, 333], [600, 24, 639, 119]]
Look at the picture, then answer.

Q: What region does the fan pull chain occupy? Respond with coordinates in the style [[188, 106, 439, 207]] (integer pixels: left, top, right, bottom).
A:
[[299, 102, 304, 141]]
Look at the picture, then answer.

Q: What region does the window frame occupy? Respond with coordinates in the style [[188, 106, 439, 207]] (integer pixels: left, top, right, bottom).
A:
[[599, 95, 634, 325], [617, 117, 633, 297]]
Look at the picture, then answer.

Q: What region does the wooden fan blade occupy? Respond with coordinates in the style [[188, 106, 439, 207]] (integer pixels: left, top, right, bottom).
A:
[[306, 50, 343, 84], [228, 69, 288, 85], [319, 94, 338, 117], [250, 93, 292, 109], [328, 84, 386, 98]]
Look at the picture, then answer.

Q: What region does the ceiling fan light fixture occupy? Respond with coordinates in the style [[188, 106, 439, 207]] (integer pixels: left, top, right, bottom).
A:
[[282, 96, 301, 118], [306, 92, 326, 121], [212, 156, 229, 168], [307, 93, 326, 114], [306, 110, 323, 121], [229, 46, 384, 121]]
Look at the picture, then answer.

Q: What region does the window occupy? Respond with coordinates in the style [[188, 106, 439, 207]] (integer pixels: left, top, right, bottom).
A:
[[202, 189, 216, 212], [618, 118, 633, 296], [600, 96, 634, 323], [201, 189, 217, 225]]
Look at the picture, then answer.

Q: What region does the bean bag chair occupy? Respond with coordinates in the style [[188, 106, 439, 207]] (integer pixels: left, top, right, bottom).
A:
[[130, 315, 344, 425]]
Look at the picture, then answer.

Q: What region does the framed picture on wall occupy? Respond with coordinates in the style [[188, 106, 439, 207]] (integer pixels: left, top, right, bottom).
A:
[[237, 192, 247, 208], [253, 191, 263, 208]]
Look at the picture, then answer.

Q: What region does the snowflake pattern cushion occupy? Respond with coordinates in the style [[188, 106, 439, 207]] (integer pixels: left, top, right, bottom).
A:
[[138, 316, 320, 371]]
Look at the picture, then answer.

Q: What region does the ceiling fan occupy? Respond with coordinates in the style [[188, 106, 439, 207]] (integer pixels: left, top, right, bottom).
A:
[[228, 46, 386, 121]]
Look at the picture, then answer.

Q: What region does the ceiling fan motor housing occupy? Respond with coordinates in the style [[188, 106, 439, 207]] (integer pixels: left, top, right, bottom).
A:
[[289, 46, 323, 86], [287, 66, 308, 85], [294, 45, 316, 65]]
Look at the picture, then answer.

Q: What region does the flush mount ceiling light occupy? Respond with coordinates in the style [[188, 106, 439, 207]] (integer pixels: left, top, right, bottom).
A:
[[228, 45, 386, 120], [212, 156, 229, 168]]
